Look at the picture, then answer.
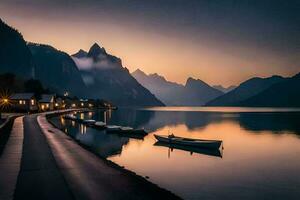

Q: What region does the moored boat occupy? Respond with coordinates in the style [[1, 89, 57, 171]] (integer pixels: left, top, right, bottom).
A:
[[119, 127, 147, 135], [106, 126, 148, 137], [154, 134, 222, 149], [82, 119, 96, 125], [94, 121, 106, 129], [106, 125, 122, 132], [154, 141, 222, 158]]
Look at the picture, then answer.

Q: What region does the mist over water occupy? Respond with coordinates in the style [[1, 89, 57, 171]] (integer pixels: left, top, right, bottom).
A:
[[50, 107, 300, 200]]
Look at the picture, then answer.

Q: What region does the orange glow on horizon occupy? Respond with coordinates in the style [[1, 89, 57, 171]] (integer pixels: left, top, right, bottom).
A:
[[0, 14, 298, 87]]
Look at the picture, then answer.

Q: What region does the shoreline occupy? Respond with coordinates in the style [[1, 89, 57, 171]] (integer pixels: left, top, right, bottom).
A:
[[43, 111, 182, 200]]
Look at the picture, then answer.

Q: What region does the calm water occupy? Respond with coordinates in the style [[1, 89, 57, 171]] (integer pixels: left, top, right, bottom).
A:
[[50, 107, 300, 200]]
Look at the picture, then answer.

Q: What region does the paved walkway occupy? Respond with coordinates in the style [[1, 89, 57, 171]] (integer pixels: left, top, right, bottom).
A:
[[14, 115, 73, 200], [0, 117, 23, 200]]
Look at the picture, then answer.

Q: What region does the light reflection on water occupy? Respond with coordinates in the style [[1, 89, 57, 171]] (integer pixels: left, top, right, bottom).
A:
[[51, 107, 300, 200]]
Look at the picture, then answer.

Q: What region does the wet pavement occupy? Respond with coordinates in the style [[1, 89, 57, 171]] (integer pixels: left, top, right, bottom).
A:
[[0, 113, 180, 200], [14, 115, 73, 200], [0, 117, 24, 200]]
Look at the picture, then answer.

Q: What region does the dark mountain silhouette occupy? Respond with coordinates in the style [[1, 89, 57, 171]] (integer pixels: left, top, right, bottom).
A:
[[0, 18, 34, 78], [72, 49, 88, 58], [213, 85, 236, 93], [206, 75, 285, 106], [87, 43, 108, 61], [28, 43, 87, 97], [132, 69, 184, 105], [183, 78, 224, 105], [72, 43, 164, 106], [132, 69, 223, 106], [238, 72, 300, 107]]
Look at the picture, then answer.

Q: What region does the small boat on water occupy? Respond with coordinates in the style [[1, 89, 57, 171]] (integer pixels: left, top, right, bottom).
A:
[[106, 126, 147, 137], [82, 119, 96, 125], [154, 141, 222, 158], [93, 121, 106, 129], [106, 125, 122, 132], [119, 127, 147, 135], [154, 134, 222, 149]]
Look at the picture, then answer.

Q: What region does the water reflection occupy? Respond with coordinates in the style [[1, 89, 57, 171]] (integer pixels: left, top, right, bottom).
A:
[[106, 109, 300, 135], [50, 107, 300, 200], [79, 124, 87, 134], [51, 115, 129, 158]]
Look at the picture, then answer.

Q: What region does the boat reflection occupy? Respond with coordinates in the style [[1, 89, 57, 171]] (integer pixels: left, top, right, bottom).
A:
[[110, 132, 145, 140], [79, 124, 87, 134], [154, 141, 223, 158]]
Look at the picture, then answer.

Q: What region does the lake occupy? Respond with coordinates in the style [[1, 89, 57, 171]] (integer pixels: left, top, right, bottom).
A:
[[49, 107, 300, 200]]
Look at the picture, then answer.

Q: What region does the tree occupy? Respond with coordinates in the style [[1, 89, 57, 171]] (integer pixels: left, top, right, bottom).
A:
[[24, 79, 47, 100]]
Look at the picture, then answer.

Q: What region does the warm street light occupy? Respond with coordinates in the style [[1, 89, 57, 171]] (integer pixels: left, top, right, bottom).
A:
[[0, 97, 10, 112], [1, 98, 10, 105]]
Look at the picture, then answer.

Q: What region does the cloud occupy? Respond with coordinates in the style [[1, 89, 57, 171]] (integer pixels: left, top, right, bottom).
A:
[[72, 55, 121, 71], [72, 57, 94, 70]]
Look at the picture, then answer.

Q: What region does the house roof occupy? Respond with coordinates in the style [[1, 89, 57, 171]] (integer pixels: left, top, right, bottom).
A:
[[39, 94, 55, 103], [10, 93, 35, 100]]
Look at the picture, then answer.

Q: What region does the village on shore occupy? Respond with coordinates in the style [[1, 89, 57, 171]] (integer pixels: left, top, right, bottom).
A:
[[0, 92, 115, 114]]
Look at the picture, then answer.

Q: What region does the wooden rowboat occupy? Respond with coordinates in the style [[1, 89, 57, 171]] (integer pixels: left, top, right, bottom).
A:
[[154, 141, 222, 158], [154, 134, 222, 149]]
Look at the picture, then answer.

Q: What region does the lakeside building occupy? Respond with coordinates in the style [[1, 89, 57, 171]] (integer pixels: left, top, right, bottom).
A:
[[39, 94, 55, 111], [55, 97, 65, 109], [6, 93, 115, 113], [10, 93, 38, 112]]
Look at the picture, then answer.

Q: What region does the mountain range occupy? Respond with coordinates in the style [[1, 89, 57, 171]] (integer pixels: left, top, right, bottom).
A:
[[237, 73, 300, 107], [0, 18, 162, 106], [72, 44, 164, 106], [1, 18, 299, 107], [206, 73, 300, 107], [132, 69, 223, 106]]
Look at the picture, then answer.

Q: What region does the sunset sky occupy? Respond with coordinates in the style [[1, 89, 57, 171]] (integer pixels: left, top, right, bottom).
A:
[[0, 0, 299, 86]]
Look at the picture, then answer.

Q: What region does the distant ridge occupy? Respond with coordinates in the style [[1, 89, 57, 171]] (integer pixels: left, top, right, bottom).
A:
[[73, 49, 88, 58], [72, 44, 164, 106], [213, 85, 236, 93], [206, 75, 289, 106], [132, 69, 223, 106], [238, 72, 300, 107]]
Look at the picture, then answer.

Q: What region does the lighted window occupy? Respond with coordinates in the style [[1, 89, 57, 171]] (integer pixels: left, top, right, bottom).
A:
[[31, 99, 35, 105], [46, 104, 49, 108], [19, 100, 26, 105]]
